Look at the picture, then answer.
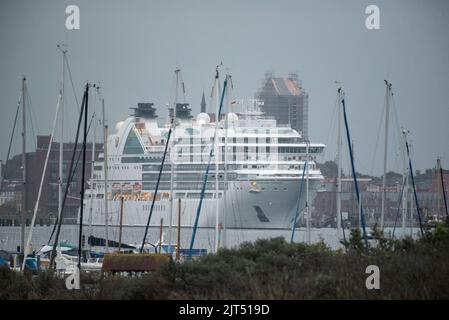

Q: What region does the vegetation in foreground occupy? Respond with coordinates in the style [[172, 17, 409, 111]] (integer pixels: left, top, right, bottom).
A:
[[1, 222, 449, 300]]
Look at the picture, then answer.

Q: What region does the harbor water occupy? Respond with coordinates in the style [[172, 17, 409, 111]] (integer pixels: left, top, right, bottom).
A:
[[0, 225, 421, 253]]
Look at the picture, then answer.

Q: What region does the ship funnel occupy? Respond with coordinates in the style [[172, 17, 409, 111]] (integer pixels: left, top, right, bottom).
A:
[[169, 103, 193, 121], [131, 103, 158, 119]]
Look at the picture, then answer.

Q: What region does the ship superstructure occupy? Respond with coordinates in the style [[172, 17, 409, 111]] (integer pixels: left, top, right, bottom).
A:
[[85, 101, 325, 229]]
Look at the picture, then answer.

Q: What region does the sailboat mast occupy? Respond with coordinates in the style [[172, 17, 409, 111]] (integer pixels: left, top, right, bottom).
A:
[[407, 136, 413, 236], [214, 68, 221, 253], [176, 198, 181, 261], [404, 134, 424, 237], [158, 218, 163, 254], [168, 68, 180, 255], [102, 97, 109, 253], [78, 83, 89, 269], [340, 88, 368, 247], [410, 173, 414, 236], [400, 129, 408, 235], [436, 159, 442, 222], [49, 91, 86, 269], [58, 45, 66, 245], [305, 140, 310, 244], [222, 74, 231, 249], [118, 196, 124, 252], [438, 158, 448, 218], [88, 112, 96, 250], [21, 76, 26, 258], [189, 75, 228, 258], [381, 80, 391, 230], [336, 89, 342, 241], [402, 173, 408, 235], [21, 89, 62, 272], [359, 191, 363, 227], [140, 123, 173, 253]]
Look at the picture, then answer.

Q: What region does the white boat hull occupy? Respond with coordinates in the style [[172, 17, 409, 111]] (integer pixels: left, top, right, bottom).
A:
[[85, 178, 321, 229]]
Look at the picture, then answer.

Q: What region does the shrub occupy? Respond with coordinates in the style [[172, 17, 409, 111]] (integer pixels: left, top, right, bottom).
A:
[[2, 223, 449, 300]]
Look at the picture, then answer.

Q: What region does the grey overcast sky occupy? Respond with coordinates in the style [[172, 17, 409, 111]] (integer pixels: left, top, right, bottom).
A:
[[1, 0, 448, 176]]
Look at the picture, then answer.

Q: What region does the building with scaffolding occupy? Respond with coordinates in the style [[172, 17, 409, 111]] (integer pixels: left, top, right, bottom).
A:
[[255, 73, 309, 139]]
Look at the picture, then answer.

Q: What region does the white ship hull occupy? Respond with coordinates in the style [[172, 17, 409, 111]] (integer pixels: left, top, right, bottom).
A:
[[86, 178, 322, 229]]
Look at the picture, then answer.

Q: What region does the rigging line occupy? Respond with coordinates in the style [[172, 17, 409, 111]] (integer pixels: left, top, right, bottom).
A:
[[391, 175, 407, 239], [3, 95, 21, 181], [64, 53, 80, 112], [237, 186, 246, 244], [174, 202, 186, 251], [189, 76, 228, 257], [205, 202, 213, 251], [355, 154, 370, 175], [390, 92, 403, 173], [324, 93, 339, 159], [231, 183, 243, 244], [140, 125, 173, 253], [369, 93, 386, 175], [340, 210, 346, 245], [340, 89, 368, 248], [21, 93, 62, 272], [48, 111, 96, 243], [229, 188, 239, 244], [77, 83, 89, 270], [49, 86, 86, 269], [290, 163, 307, 243], [439, 162, 448, 218], [47, 96, 94, 245], [236, 193, 245, 243], [25, 89, 38, 151], [25, 87, 40, 149], [404, 137, 425, 237], [236, 189, 245, 244], [113, 201, 121, 243], [25, 86, 40, 135], [201, 199, 211, 250]]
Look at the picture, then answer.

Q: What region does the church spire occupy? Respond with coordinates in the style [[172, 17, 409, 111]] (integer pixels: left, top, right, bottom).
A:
[[201, 90, 206, 113]]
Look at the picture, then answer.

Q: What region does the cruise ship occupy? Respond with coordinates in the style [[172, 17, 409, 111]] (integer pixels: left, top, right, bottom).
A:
[[84, 100, 325, 229]]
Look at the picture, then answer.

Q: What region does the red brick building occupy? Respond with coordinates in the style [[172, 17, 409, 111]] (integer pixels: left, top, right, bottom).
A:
[[0, 135, 102, 226]]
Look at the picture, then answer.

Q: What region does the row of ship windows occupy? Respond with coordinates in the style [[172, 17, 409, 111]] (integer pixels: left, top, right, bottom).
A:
[[204, 142, 314, 147], [240, 164, 314, 170], [175, 137, 302, 143], [142, 164, 229, 171], [93, 162, 313, 181], [95, 165, 142, 172], [174, 153, 275, 158], [89, 187, 290, 199], [174, 155, 313, 164], [86, 194, 104, 199], [142, 204, 166, 211], [173, 147, 323, 155], [175, 135, 298, 143], [141, 164, 309, 171], [231, 185, 288, 191]]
